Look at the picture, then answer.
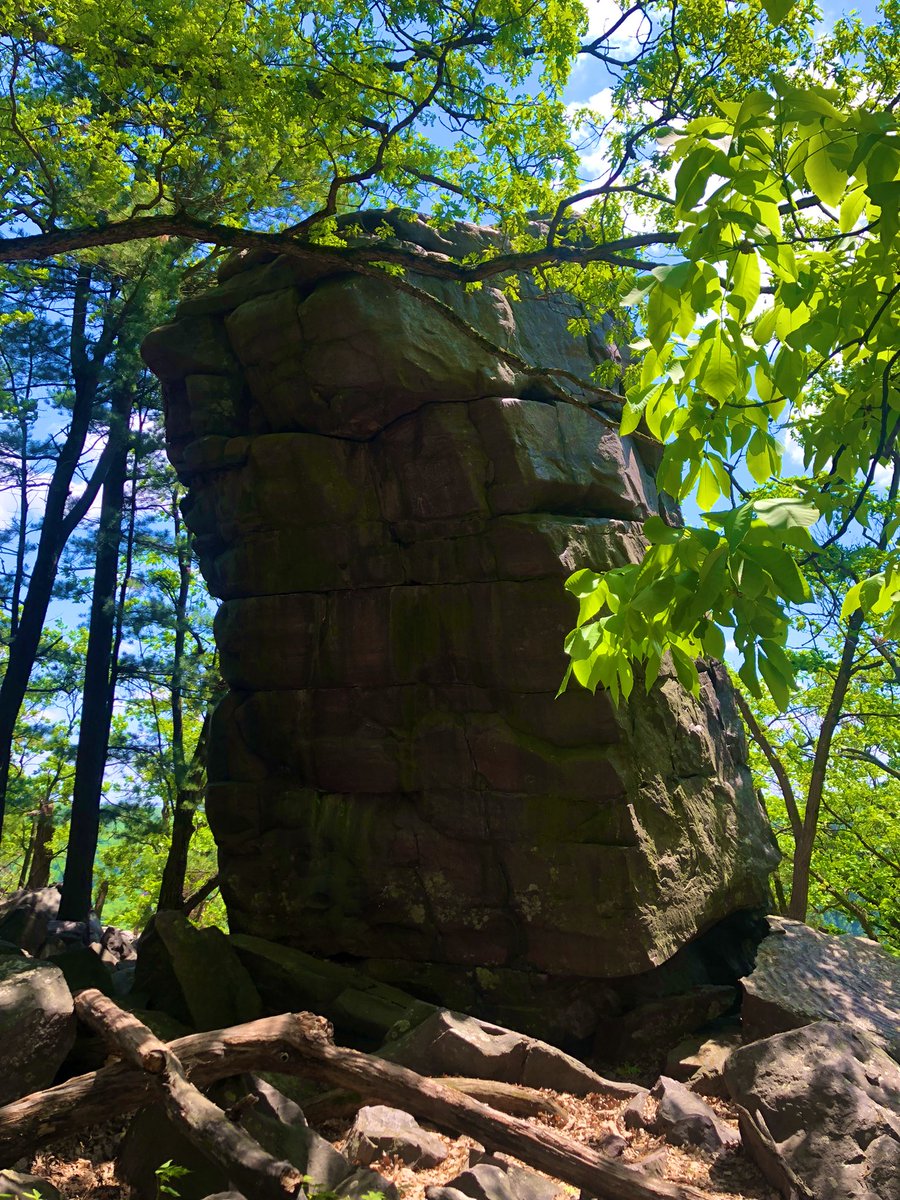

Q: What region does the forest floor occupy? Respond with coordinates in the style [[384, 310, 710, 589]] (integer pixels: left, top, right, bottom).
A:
[[27, 1085, 777, 1200]]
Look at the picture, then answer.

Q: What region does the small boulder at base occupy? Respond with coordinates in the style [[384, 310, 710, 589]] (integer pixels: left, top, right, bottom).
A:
[[665, 1027, 742, 1097], [345, 1105, 448, 1168], [0, 1172, 61, 1200], [0, 958, 75, 1103], [741, 917, 900, 1059], [724, 1020, 900, 1200], [134, 911, 262, 1030], [650, 1076, 740, 1153], [380, 1009, 640, 1099], [427, 1158, 564, 1200]]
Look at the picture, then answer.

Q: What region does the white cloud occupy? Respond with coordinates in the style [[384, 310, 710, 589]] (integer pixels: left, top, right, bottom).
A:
[[581, 0, 647, 49]]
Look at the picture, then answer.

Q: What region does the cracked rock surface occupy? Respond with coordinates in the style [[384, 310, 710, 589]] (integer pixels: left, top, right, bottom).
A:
[[144, 212, 779, 1038]]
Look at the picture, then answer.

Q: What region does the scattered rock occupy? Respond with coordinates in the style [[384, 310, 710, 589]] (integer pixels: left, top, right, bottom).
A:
[[632, 1149, 669, 1179], [650, 1076, 740, 1153], [665, 1028, 742, 1097], [594, 1131, 626, 1158], [0, 1171, 61, 1200], [724, 1019, 900, 1200], [100, 926, 137, 965], [620, 1088, 651, 1130], [134, 911, 262, 1031], [381, 1009, 641, 1099], [741, 917, 900, 1059], [429, 1158, 564, 1200], [119, 1075, 396, 1200], [345, 1104, 448, 1168], [0, 958, 75, 1103]]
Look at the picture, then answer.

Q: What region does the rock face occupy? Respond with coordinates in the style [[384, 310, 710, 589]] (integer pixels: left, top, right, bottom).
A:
[[0, 958, 76, 1103], [741, 917, 900, 1060], [724, 1021, 900, 1200], [143, 212, 778, 1035]]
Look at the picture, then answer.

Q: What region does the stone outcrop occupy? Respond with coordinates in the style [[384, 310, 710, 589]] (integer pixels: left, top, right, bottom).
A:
[[143, 211, 779, 1038], [724, 1021, 900, 1200], [741, 916, 900, 1060]]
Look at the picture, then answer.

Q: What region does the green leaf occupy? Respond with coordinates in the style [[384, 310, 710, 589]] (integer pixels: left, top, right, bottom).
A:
[[669, 644, 700, 694], [762, 0, 798, 22], [804, 131, 847, 207], [754, 498, 819, 528], [674, 145, 719, 215], [644, 515, 682, 545], [700, 332, 738, 404]]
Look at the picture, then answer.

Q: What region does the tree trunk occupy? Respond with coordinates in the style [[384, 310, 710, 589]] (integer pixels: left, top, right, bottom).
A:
[[25, 800, 54, 889], [0, 268, 114, 830], [58, 390, 132, 922], [74, 991, 305, 1200], [94, 878, 110, 920], [787, 608, 865, 921], [157, 712, 211, 912]]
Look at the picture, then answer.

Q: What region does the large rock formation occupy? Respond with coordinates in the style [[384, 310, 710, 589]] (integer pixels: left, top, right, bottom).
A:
[[143, 212, 778, 1039]]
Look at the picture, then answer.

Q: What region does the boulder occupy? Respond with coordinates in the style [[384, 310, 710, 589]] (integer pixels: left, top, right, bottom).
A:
[[146, 212, 781, 1040], [593, 985, 736, 1061], [134, 911, 262, 1031], [741, 917, 900, 1060], [650, 1076, 740, 1153], [0, 887, 61, 955], [724, 1020, 900, 1200], [665, 1027, 742, 1097], [230, 933, 435, 1042], [345, 1105, 448, 1168], [0, 958, 75, 1103], [427, 1157, 564, 1200], [0, 1172, 61, 1200], [380, 1009, 641, 1099]]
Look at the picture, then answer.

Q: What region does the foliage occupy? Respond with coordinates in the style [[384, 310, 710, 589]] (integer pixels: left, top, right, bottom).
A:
[[741, 592, 900, 950], [566, 10, 900, 708]]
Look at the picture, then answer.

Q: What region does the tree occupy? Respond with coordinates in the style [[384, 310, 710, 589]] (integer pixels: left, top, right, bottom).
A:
[[739, 582, 900, 943], [3, 0, 898, 712]]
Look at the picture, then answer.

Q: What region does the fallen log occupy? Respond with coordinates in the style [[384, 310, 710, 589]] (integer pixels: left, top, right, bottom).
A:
[[73, 991, 305, 1200], [0, 1011, 710, 1200], [301, 1077, 568, 1123]]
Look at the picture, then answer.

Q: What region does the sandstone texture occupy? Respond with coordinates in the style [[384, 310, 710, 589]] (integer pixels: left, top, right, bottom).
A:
[[0, 957, 75, 1103], [724, 1021, 900, 1200], [741, 916, 900, 1059], [144, 211, 779, 1035]]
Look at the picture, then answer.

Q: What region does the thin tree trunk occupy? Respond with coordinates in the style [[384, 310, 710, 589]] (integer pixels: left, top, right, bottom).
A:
[[25, 799, 54, 889], [787, 608, 865, 921], [157, 714, 211, 912], [58, 390, 133, 922], [0, 267, 117, 830], [94, 878, 110, 919]]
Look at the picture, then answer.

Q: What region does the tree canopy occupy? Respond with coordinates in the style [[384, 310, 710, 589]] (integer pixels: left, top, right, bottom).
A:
[[3, 0, 898, 712]]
